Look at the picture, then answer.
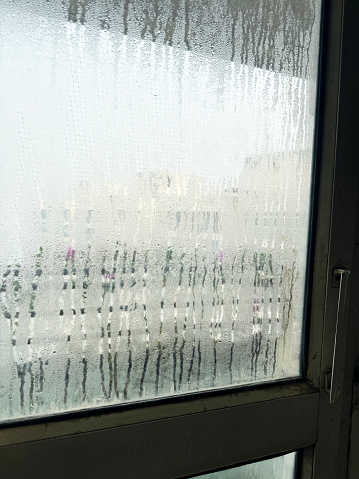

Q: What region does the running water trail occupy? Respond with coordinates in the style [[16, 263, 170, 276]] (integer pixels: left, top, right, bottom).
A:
[[187, 251, 198, 386], [62, 246, 76, 406], [80, 246, 91, 402], [114, 244, 128, 399], [139, 251, 150, 397], [123, 249, 137, 400], [172, 253, 185, 393], [155, 247, 172, 395]]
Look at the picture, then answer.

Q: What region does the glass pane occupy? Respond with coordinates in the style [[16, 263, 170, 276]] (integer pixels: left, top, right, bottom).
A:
[[189, 452, 296, 479], [0, 0, 321, 420]]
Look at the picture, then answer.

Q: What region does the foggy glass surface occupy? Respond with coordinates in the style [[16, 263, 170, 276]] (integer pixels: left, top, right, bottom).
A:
[[0, 0, 321, 420], [189, 452, 296, 479]]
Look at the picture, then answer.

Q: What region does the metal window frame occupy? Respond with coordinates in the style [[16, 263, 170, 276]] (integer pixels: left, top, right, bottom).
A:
[[1, 0, 359, 478]]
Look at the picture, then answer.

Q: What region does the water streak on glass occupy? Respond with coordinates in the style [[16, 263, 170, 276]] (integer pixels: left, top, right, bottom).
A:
[[0, 0, 321, 420], [189, 452, 296, 479]]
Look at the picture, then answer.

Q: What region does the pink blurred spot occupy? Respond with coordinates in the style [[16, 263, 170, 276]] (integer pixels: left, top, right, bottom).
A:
[[66, 246, 75, 261]]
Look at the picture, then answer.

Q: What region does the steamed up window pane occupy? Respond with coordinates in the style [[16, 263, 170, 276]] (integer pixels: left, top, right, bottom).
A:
[[0, 0, 321, 420], [189, 452, 297, 479]]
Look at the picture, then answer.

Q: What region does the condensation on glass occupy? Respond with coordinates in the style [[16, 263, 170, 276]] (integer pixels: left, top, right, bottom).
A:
[[0, 0, 321, 420], [189, 452, 297, 479]]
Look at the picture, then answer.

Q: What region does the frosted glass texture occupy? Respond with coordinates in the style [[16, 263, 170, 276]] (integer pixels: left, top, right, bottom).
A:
[[0, 0, 321, 420], [189, 452, 296, 479]]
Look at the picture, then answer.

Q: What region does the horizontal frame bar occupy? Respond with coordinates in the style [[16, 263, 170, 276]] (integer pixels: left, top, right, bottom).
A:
[[0, 379, 316, 448], [0, 392, 318, 479]]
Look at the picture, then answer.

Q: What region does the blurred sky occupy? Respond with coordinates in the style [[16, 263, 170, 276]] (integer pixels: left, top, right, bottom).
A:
[[0, 3, 317, 263]]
